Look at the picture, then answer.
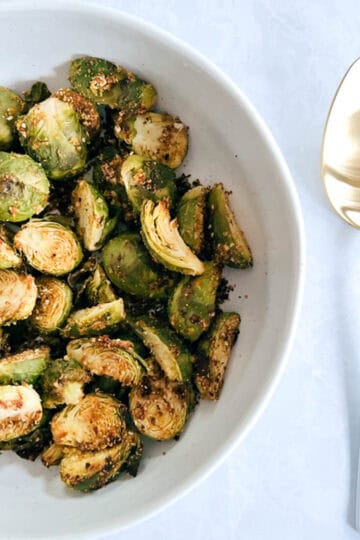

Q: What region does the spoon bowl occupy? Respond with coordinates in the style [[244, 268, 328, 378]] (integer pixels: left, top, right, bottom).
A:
[[322, 58, 360, 228]]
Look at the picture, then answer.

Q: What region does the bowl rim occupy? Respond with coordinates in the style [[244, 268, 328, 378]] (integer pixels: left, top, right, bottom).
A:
[[0, 1, 306, 537]]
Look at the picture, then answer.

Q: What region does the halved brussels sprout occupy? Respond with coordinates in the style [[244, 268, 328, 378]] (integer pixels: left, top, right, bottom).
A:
[[66, 336, 145, 386], [0, 86, 24, 150], [0, 347, 49, 385], [0, 385, 42, 442], [85, 263, 116, 305], [0, 270, 37, 325], [41, 358, 91, 409], [16, 96, 88, 180], [208, 183, 253, 268], [31, 277, 73, 333], [61, 299, 125, 338], [72, 179, 116, 251], [53, 88, 100, 139], [121, 155, 176, 215], [114, 112, 188, 169], [42, 442, 65, 467], [0, 409, 52, 461], [168, 262, 221, 342], [102, 233, 175, 299], [51, 393, 126, 451], [69, 56, 157, 112], [0, 151, 50, 222], [177, 186, 208, 255], [195, 312, 241, 400], [141, 200, 205, 276], [59, 430, 142, 492], [14, 220, 83, 276], [132, 316, 193, 381], [129, 376, 188, 440], [0, 226, 22, 269]]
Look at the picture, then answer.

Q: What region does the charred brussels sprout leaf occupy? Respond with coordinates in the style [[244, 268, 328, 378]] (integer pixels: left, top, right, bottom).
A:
[[132, 316, 193, 381], [114, 112, 188, 169], [61, 299, 125, 338], [0, 270, 37, 325], [42, 443, 65, 467], [51, 393, 127, 451], [14, 220, 83, 276], [59, 430, 142, 492], [0, 385, 42, 442], [0, 86, 24, 150], [66, 336, 145, 386], [195, 312, 241, 400], [102, 233, 175, 299], [72, 179, 116, 251], [31, 277, 73, 333], [0, 347, 49, 384], [208, 183, 253, 268], [177, 186, 208, 255], [85, 263, 116, 305], [141, 199, 204, 276], [69, 56, 157, 112], [23, 81, 51, 111], [129, 376, 189, 440], [121, 155, 176, 215], [0, 151, 50, 222], [53, 88, 100, 139], [168, 262, 221, 342], [16, 96, 88, 180], [0, 225, 22, 269], [41, 358, 91, 409]]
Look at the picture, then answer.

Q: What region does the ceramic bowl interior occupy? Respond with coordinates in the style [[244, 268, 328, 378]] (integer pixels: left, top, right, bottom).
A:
[[0, 3, 304, 539]]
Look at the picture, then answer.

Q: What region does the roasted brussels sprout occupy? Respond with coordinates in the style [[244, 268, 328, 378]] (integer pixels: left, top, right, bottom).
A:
[[208, 183, 253, 268], [0, 409, 52, 461], [41, 358, 91, 409], [0, 270, 37, 325], [16, 96, 88, 180], [0, 385, 42, 442], [0, 226, 22, 269], [66, 336, 145, 386], [132, 316, 193, 381], [14, 220, 83, 276], [31, 277, 73, 333], [72, 179, 116, 251], [61, 299, 125, 338], [129, 376, 189, 440], [0, 151, 50, 222], [168, 262, 221, 342], [114, 112, 188, 169], [177, 186, 208, 255], [51, 393, 126, 451], [53, 88, 100, 139], [141, 200, 204, 276], [59, 430, 142, 492], [121, 155, 176, 215], [102, 233, 175, 299], [0, 347, 49, 384], [69, 56, 157, 112], [195, 312, 241, 400], [0, 86, 24, 150], [85, 263, 116, 305]]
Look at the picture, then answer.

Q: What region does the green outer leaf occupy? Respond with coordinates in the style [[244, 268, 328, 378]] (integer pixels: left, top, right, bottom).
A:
[[208, 183, 253, 269], [131, 316, 193, 381], [168, 261, 222, 342]]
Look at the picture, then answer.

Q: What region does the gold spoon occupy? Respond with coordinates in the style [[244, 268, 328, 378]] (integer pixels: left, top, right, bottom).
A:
[[322, 58, 360, 228], [322, 58, 360, 530]]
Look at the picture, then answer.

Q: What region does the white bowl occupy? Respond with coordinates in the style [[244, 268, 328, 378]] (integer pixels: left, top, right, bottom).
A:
[[0, 2, 305, 538]]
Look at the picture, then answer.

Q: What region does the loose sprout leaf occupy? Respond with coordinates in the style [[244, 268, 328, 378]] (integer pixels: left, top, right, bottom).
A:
[[23, 81, 51, 111]]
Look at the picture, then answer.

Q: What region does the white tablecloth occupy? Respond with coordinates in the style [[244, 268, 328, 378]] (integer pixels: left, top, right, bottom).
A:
[[84, 1, 360, 538]]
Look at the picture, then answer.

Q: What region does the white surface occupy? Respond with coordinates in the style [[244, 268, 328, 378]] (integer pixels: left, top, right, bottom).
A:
[[0, 3, 303, 539], [76, 1, 360, 539]]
